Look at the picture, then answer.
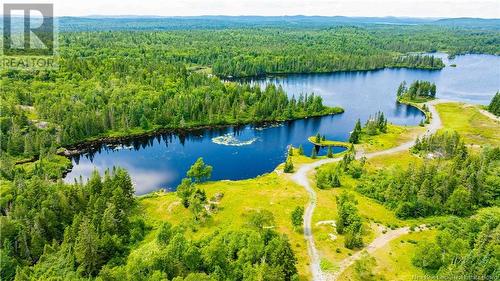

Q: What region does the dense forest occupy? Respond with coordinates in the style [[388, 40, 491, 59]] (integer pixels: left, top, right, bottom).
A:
[[7, 22, 500, 162], [2, 74, 337, 160], [52, 16, 500, 32], [357, 133, 499, 218], [1, 19, 500, 280], [412, 207, 499, 278], [0, 167, 298, 280]]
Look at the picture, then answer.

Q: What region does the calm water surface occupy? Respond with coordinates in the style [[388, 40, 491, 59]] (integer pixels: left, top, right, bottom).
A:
[[65, 54, 500, 194]]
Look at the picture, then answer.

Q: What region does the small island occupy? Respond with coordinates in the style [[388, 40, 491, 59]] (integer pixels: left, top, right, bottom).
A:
[[308, 133, 351, 148]]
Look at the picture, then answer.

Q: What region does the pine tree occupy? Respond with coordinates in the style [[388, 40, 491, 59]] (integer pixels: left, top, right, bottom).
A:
[[74, 217, 100, 276], [331, 173, 341, 187], [349, 119, 362, 144], [315, 133, 321, 143], [488, 92, 500, 116], [397, 81, 407, 98], [284, 158, 294, 173], [327, 146, 333, 158], [311, 147, 317, 159], [288, 146, 294, 156], [298, 145, 304, 155], [291, 206, 304, 230], [140, 114, 150, 130]]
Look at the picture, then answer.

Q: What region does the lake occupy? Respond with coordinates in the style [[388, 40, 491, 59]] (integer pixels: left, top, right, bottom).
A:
[[65, 54, 500, 194]]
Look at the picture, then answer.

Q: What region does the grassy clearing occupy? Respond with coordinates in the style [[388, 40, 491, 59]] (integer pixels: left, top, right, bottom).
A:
[[309, 165, 406, 271], [132, 101, 497, 280], [286, 147, 319, 165], [358, 124, 424, 153], [436, 103, 500, 146], [139, 172, 311, 280], [365, 150, 422, 170], [338, 229, 437, 281], [187, 65, 213, 75]]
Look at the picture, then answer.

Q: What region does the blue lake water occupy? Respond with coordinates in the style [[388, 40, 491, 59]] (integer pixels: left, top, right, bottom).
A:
[[65, 54, 500, 194]]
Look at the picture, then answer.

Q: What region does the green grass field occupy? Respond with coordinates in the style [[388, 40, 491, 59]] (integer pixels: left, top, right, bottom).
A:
[[436, 103, 500, 146], [338, 229, 437, 281], [308, 136, 351, 148], [131, 101, 498, 281], [358, 124, 424, 152], [139, 172, 311, 280]]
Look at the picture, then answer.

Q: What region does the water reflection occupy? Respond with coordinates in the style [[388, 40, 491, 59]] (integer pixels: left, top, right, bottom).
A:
[[65, 54, 499, 195]]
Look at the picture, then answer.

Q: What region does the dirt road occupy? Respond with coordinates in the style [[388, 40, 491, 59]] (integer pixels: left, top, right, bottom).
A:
[[290, 100, 443, 281]]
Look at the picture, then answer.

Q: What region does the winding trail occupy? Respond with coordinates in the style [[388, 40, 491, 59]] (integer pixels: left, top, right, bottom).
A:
[[479, 109, 500, 122], [290, 100, 444, 281]]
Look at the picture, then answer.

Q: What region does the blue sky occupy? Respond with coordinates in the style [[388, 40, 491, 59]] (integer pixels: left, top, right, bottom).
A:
[[3, 0, 499, 18]]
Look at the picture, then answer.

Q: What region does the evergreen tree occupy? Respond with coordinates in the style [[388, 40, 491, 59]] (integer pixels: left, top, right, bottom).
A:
[[488, 91, 500, 116], [140, 114, 150, 130], [74, 217, 100, 276], [187, 157, 213, 182], [315, 133, 321, 143], [283, 158, 294, 173], [311, 147, 317, 159], [396, 81, 407, 97], [290, 206, 304, 230], [327, 146, 334, 158], [349, 119, 362, 144], [297, 145, 304, 155]]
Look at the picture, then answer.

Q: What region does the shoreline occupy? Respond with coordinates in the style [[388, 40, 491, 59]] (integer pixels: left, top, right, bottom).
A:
[[57, 108, 344, 158], [307, 136, 351, 148], [397, 98, 433, 121], [224, 65, 444, 80]]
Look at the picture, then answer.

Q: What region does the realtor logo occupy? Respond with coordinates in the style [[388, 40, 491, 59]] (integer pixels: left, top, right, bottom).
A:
[[3, 3, 54, 56]]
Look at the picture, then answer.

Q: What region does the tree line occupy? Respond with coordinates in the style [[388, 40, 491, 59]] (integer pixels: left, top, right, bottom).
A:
[[488, 92, 500, 116], [2, 71, 338, 161], [412, 208, 499, 278], [0, 164, 299, 280], [349, 111, 388, 144], [413, 131, 467, 159], [356, 138, 499, 218], [397, 80, 437, 101]]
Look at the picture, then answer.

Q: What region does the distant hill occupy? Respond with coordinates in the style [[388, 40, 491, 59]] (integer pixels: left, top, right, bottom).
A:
[[0, 15, 498, 32], [55, 15, 435, 31], [433, 17, 500, 27]]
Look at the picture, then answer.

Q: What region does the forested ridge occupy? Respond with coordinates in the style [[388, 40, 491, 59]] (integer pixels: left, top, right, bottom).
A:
[[49, 25, 500, 77]]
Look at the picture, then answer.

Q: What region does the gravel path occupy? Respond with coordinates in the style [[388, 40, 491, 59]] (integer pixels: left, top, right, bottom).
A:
[[290, 100, 443, 281], [479, 109, 500, 122], [330, 225, 426, 280]]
